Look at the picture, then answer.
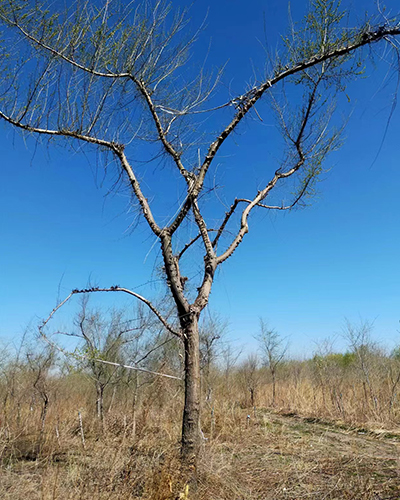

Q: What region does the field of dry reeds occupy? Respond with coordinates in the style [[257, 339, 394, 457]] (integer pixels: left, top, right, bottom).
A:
[[1, 332, 400, 500]]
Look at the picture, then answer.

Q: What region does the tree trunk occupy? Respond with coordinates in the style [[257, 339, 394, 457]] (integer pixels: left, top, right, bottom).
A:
[[181, 314, 201, 469], [271, 369, 276, 407], [250, 387, 255, 408], [108, 385, 117, 414], [160, 233, 215, 486], [131, 372, 138, 439], [96, 383, 104, 422]]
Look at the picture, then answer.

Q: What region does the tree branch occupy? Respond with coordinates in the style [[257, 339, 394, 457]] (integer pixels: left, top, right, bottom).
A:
[[216, 155, 305, 265], [40, 287, 180, 338], [191, 199, 216, 259], [40, 327, 182, 380], [2, 14, 130, 79], [160, 232, 190, 320], [168, 197, 193, 235], [212, 199, 240, 249], [133, 78, 192, 183], [195, 24, 400, 196], [215, 59, 335, 264], [113, 149, 162, 236], [0, 109, 118, 147], [167, 26, 400, 236], [212, 182, 315, 252], [74, 287, 180, 337], [0, 109, 162, 237], [177, 229, 217, 260]]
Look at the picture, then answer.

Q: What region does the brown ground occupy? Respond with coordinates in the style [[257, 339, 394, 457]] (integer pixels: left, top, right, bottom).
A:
[[1, 409, 399, 499], [198, 410, 400, 499]]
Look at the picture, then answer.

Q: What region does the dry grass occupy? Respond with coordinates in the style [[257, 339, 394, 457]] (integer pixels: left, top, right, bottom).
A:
[[197, 405, 400, 500], [1, 395, 399, 499], [1, 364, 400, 499]]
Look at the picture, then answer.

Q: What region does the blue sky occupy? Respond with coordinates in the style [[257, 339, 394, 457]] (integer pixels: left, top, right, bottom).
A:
[[1, 0, 399, 357]]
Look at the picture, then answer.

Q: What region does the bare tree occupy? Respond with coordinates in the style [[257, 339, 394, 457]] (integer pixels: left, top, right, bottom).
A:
[[311, 338, 347, 416], [26, 346, 55, 455], [0, 332, 28, 429], [256, 319, 288, 406], [220, 342, 243, 404], [343, 319, 379, 412], [55, 297, 152, 423], [198, 313, 227, 440], [199, 313, 227, 399], [0, 0, 399, 473], [388, 347, 400, 414], [239, 354, 261, 414]]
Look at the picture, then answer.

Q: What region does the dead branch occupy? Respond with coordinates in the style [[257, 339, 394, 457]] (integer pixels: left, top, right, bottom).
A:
[[40, 287, 180, 338]]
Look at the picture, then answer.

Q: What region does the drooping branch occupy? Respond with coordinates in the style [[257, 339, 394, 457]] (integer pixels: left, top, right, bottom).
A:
[[40, 287, 180, 338], [40, 325, 182, 380], [73, 287, 180, 337], [40, 299, 182, 385], [6, 18, 131, 79]]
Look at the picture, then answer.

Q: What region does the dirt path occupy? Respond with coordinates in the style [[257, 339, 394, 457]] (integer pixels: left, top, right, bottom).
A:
[[274, 411, 400, 460], [199, 409, 400, 499]]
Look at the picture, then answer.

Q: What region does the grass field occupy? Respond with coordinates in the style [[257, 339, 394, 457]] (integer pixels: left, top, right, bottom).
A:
[[1, 404, 399, 499]]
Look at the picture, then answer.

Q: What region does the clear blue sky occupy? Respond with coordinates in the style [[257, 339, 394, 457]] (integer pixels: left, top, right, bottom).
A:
[[0, 0, 399, 357]]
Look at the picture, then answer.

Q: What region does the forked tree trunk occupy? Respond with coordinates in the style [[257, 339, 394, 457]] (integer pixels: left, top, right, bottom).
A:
[[181, 314, 201, 467], [161, 233, 215, 480]]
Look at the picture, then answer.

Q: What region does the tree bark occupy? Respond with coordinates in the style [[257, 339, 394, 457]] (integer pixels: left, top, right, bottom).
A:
[[160, 232, 215, 480], [271, 369, 276, 407], [181, 313, 201, 468], [131, 372, 138, 439], [108, 385, 117, 414], [96, 382, 104, 422]]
